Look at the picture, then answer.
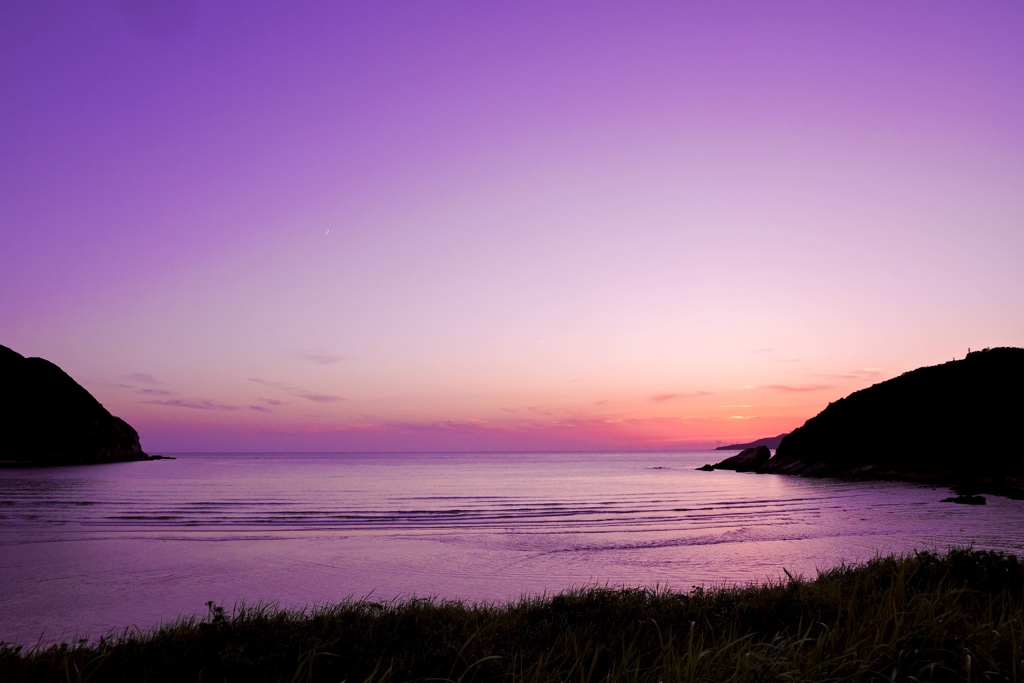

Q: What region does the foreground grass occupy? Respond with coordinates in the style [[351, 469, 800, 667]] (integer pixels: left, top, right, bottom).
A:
[[3, 549, 1024, 682]]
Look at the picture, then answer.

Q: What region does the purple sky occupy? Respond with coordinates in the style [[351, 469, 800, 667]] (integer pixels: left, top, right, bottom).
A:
[[2, 2, 1023, 452]]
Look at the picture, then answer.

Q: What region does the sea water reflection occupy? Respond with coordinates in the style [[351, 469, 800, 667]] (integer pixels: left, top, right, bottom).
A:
[[2, 451, 1023, 645]]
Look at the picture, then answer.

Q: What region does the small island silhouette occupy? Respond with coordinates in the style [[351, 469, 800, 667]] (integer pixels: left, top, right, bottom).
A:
[[0, 344, 153, 466]]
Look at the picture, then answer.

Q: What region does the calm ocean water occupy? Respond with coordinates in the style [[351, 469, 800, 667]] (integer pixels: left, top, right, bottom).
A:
[[2, 451, 1024, 645]]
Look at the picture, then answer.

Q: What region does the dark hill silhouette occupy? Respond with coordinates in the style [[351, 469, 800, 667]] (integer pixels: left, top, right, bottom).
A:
[[715, 434, 787, 450], [764, 347, 1024, 497], [0, 344, 150, 465]]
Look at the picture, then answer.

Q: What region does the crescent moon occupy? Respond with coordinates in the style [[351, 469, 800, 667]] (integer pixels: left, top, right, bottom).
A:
[[325, 229, 330, 235]]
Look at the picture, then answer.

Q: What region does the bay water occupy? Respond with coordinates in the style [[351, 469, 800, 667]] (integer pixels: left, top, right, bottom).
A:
[[3, 451, 1023, 646]]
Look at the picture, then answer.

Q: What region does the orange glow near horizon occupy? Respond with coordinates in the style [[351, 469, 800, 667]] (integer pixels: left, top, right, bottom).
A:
[[112, 375, 859, 452]]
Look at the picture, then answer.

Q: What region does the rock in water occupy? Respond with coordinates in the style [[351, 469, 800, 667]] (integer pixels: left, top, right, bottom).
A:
[[941, 494, 986, 505], [0, 345, 149, 465], [712, 445, 771, 472]]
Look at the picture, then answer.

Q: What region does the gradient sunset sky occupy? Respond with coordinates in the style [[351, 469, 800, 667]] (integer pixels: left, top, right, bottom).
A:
[[2, 2, 1022, 452]]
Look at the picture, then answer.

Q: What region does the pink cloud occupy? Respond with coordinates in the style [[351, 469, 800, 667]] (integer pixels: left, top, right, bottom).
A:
[[821, 369, 886, 381], [145, 398, 239, 411], [248, 378, 345, 403], [763, 384, 833, 393], [651, 391, 712, 403], [291, 351, 347, 365], [125, 373, 164, 385]]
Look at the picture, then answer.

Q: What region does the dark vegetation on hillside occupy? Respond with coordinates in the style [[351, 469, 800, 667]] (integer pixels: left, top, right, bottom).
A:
[[0, 344, 149, 465], [765, 347, 1024, 497], [4, 548, 1024, 682]]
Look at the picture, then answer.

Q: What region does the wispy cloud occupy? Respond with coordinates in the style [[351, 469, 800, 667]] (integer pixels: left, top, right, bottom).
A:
[[137, 387, 174, 396], [822, 368, 885, 381], [115, 380, 175, 397], [125, 373, 164, 385], [249, 378, 287, 390], [145, 399, 238, 411], [292, 390, 344, 404], [764, 384, 833, 393], [248, 378, 345, 403], [292, 351, 347, 365], [651, 391, 712, 403], [249, 405, 272, 412]]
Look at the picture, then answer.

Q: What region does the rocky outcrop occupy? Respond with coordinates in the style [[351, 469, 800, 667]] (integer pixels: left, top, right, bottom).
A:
[[0, 345, 150, 466], [763, 347, 1024, 498], [710, 445, 771, 472]]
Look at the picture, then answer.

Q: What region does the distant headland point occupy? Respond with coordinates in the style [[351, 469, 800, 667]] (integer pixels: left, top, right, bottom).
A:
[[715, 434, 788, 451]]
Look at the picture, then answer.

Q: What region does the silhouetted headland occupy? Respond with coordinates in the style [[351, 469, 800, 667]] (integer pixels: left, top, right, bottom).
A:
[[759, 347, 1024, 498], [715, 434, 787, 450], [0, 344, 154, 466]]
